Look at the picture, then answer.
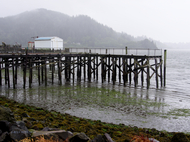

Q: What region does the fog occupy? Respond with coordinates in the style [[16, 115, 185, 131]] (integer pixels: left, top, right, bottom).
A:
[[1, 0, 190, 43]]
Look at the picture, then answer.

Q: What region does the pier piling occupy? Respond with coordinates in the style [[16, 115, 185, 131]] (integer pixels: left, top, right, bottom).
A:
[[0, 51, 165, 89]]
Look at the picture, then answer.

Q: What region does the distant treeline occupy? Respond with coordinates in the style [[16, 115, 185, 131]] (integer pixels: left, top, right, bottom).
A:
[[0, 42, 21, 51]]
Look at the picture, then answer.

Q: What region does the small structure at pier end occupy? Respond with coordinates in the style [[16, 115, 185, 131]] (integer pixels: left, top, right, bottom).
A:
[[34, 36, 63, 50]]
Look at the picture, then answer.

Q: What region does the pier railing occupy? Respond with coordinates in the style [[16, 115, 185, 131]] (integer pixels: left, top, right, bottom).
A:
[[67, 48, 162, 56], [0, 47, 162, 56]]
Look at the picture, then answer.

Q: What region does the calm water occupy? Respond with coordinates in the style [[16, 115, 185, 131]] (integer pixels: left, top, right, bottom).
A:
[[0, 49, 190, 132]]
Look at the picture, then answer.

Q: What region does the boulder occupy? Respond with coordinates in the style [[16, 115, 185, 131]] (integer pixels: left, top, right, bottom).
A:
[[24, 120, 33, 129], [90, 133, 114, 142], [91, 134, 105, 142], [0, 120, 10, 132], [0, 121, 28, 141], [2, 121, 31, 142], [69, 132, 90, 142], [21, 112, 30, 118], [41, 127, 50, 131], [0, 105, 15, 123], [16, 121, 28, 131], [9, 122, 31, 142], [171, 133, 190, 142], [33, 130, 72, 141], [0, 132, 12, 142], [0, 119, 31, 142], [104, 133, 114, 142], [9, 123, 20, 132], [27, 117, 37, 121], [41, 127, 60, 131], [9, 127, 31, 142], [32, 125, 39, 130], [56, 131, 73, 141]]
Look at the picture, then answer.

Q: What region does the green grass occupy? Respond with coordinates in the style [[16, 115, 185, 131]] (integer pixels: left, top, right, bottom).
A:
[[166, 108, 190, 117], [29, 85, 169, 118]]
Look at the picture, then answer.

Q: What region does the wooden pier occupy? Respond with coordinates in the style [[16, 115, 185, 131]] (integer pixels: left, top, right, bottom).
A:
[[0, 50, 166, 89]]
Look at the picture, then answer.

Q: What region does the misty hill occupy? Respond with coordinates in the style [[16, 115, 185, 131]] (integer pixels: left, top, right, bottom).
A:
[[0, 9, 157, 49]]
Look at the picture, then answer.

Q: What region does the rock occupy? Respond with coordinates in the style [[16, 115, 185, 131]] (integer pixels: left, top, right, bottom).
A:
[[123, 139, 130, 142], [69, 132, 90, 142], [9, 122, 31, 141], [9, 127, 31, 142], [42, 127, 50, 131], [41, 127, 60, 131], [104, 133, 114, 142], [0, 120, 31, 141], [16, 121, 28, 131], [0, 132, 13, 142], [21, 112, 30, 118], [56, 131, 73, 141], [24, 120, 33, 129], [35, 128, 73, 141], [9, 123, 19, 132], [28, 117, 37, 121], [91, 134, 105, 142], [159, 132, 165, 137], [32, 125, 39, 130], [91, 133, 114, 142], [0, 120, 10, 132], [33, 130, 69, 141], [171, 133, 190, 142], [0, 105, 16, 123]]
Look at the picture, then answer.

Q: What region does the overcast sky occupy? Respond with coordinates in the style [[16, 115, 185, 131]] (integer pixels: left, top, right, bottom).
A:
[[1, 0, 190, 43]]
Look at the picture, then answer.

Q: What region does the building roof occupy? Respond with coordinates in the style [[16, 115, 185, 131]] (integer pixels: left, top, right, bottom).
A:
[[35, 36, 63, 42], [35, 37, 54, 41]]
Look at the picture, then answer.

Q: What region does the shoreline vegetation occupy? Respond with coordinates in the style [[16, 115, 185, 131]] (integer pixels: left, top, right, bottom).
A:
[[0, 96, 190, 142]]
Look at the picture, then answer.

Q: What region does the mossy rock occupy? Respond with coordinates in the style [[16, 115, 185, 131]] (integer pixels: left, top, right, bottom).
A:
[[171, 133, 190, 142], [0, 105, 16, 123], [32, 123, 44, 130]]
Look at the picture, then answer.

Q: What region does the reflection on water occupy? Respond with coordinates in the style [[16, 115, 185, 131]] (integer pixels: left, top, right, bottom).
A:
[[2, 83, 165, 114]]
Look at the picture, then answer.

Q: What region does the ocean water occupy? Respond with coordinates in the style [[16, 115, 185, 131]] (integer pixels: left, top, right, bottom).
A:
[[64, 48, 190, 132], [0, 48, 190, 132]]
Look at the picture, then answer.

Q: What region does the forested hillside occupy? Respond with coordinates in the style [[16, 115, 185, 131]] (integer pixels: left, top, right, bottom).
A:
[[0, 9, 157, 49]]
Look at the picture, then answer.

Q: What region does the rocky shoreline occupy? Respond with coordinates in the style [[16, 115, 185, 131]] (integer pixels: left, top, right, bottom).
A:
[[0, 96, 190, 142]]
